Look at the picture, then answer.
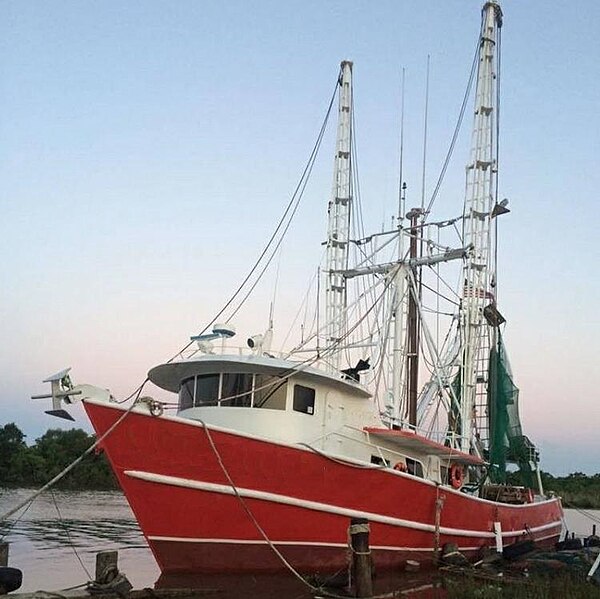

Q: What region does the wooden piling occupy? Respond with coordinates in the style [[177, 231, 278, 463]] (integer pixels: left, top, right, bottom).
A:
[[349, 517, 372, 598], [0, 542, 8, 567], [433, 491, 445, 559], [95, 550, 118, 584]]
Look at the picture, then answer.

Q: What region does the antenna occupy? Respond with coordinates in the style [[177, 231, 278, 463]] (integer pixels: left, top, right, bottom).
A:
[[420, 55, 430, 212], [270, 247, 283, 329], [397, 67, 406, 224]]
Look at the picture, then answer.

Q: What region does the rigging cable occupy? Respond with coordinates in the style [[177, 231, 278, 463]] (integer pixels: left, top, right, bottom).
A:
[[224, 103, 332, 324], [224, 71, 343, 352], [278, 261, 321, 352], [110, 69, 341, 402], [350, 110, 383, 368], [155, 66, 342, 372], [423, 35, 480, 221]]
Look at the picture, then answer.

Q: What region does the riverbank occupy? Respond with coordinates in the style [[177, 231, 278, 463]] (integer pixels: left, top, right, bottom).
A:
[[444, 571, 600, 598]]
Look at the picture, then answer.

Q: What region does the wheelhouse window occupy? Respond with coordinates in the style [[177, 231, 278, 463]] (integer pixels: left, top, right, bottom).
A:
[[179, 378, 194, 410], [254, 375, 287, 410], [293, 384, 315, 415], [194, 374, 219, 406], [178, 373, 289, 411], [221, 373, 252, 407]]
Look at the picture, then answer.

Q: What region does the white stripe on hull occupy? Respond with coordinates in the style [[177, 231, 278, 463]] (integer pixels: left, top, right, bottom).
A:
[[125, 469, 562, 540], [148, 531, 560, 552], [147, 535, 482, 552]]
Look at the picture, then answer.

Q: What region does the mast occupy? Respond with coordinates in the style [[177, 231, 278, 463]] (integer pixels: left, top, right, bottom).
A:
[[458, 2, 502, 452], [325, 61, 353, 372], [405, 207, 422, 427], [390, 185, 407, 427]]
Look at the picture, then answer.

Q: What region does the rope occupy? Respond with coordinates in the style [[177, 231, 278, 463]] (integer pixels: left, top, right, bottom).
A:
[[86, 568, 132, 595], [198, 419, 320, 593], [561, 499, 600, 526], [348, 523, 370, 535], [57, 583, 88, 592], [0, 389, 143, 523], [199, 419, 392, 599], [50, 489, 92, 580], [0, 492, 34, 542]]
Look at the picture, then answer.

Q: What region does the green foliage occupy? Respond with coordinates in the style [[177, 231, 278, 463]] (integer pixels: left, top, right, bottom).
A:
[[506, 470, 600, 509], [540, 471, 600, 509], [0, 423, 118, 490], [0, 423, 27, 485]]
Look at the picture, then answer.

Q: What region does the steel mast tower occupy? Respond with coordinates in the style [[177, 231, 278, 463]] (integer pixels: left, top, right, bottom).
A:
[[458, 2, 502, 452], [325, 61, 353, 372]]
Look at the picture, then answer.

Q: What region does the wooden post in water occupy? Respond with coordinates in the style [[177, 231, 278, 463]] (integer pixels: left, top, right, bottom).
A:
[[0, 542, 8, 567], [433, 491, 445, 560], [349, 518, 372, 598], [95, 550, 118, 584]]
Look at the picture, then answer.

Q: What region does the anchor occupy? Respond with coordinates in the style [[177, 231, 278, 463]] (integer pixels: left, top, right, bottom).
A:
[[31, 368, 112, 420]]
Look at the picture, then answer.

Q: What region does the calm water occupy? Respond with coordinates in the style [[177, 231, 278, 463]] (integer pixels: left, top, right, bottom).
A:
[[0, 488, 598, 595]]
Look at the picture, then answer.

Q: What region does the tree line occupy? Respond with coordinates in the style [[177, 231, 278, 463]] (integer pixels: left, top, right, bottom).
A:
[[0, 422, 117, 490], [0, 423, 599, 507]]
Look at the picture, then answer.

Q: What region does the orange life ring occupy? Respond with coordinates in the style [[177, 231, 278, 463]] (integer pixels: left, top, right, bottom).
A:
[[450, 464, 463, 489], [393, 462, 408, 473]]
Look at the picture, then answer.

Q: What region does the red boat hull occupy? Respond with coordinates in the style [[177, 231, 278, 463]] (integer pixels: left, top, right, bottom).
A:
[[84, 401, 563, 574]]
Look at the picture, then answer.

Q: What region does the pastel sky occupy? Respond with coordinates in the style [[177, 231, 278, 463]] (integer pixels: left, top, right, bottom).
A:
[[1, 1, 598, 475]]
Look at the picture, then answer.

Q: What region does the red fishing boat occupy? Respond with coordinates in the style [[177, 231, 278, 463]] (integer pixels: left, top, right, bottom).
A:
[[36, 0, 564, 575]]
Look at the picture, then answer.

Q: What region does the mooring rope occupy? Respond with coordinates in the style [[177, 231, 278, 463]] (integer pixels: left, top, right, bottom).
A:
[[0, 395, 141, 524], [198, 418, 323, 594], [561, 499, 600, 527], [49, 488, 92, 580], [199, 419, 428, 599]]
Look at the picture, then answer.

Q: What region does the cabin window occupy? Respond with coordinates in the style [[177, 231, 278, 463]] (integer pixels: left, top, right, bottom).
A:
[[194, 374, 220, 406], [254, 375, 287, 410], [406, 458, 424, 478], [178, 372, 291, 411], [293, 385, 315, 415], [179, 377, 195, 410], [370, 455, 390, 467], [221, 373, 253, 407]]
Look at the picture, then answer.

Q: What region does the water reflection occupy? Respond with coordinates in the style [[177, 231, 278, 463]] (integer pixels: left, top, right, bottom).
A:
[[0, 488, 158, 592], [155, 572, 444, 599]]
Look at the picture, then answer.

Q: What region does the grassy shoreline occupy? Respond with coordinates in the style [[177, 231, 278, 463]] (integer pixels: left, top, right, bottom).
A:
[[444, 572, 600, 599]]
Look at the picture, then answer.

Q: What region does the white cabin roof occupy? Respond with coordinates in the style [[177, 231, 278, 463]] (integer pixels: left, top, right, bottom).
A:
[[148, 353, 372, 398]]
